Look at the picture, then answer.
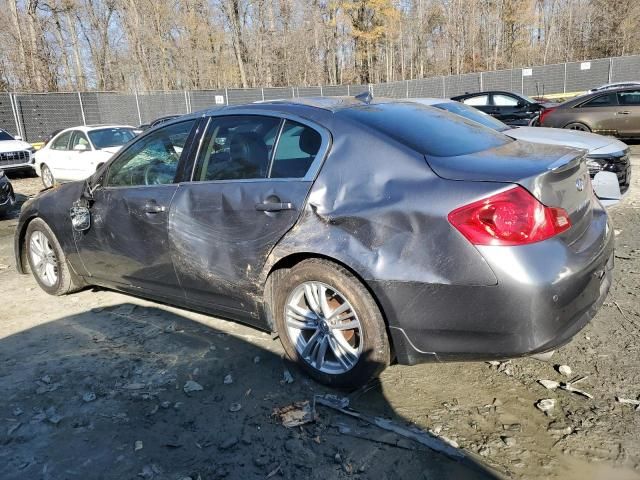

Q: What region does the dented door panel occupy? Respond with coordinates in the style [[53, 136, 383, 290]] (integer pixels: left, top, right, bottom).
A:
[[169, 180, 313, 317], [74, 185, 184, 299]]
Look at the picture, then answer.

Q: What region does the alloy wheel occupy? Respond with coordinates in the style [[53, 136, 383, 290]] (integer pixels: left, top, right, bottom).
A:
[[42, 166, 54, 188], [29, 230, 58, 287], [285, 281, 363, 374]]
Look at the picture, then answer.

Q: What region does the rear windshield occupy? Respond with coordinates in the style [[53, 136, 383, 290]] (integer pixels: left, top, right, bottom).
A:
[[337, 103, 512, 157], [434, 102, 511, 132]]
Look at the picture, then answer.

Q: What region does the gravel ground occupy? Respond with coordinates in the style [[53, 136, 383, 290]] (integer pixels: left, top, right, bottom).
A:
[[1, 149, 639, 480]]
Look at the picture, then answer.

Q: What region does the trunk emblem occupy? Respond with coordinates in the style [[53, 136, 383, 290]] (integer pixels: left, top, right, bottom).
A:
[[576, 177, 585, 191]]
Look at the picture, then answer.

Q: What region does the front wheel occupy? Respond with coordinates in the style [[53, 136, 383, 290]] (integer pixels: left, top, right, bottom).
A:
[[25, 218, 84, 295], [564, 122, 591, 132], [41, 164, 55, 188], [271, 259, 390, 388]]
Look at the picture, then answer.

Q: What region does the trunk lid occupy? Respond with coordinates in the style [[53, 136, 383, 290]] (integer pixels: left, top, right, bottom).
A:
[[426, 140, 594, 243]]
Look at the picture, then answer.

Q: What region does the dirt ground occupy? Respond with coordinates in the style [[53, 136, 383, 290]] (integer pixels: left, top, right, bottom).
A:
[[1, 150, 639, 480]]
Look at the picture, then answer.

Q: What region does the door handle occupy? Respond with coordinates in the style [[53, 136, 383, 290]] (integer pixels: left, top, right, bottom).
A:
[[255, 201, 294, 212], [616, 111, 631, 115], [143, 200, 166, 213]]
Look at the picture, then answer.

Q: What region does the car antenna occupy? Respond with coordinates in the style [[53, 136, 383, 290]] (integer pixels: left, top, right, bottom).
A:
[[355, 91, 373, 104]]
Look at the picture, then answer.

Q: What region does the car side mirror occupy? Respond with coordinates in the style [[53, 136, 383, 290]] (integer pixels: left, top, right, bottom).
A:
[[70, 205, 91, 231], [74, 143, 89, 152]]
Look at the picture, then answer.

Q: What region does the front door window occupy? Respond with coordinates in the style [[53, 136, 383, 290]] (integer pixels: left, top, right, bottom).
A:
[[106, 120, 196, 187]]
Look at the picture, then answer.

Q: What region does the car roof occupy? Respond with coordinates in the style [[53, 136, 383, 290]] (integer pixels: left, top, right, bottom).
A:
[[452, 90, 520, 98], [561, 84, 640, 107], [592, 81, 640, 91], [57, 125, 135, 134], [194, 96, 404, 116]]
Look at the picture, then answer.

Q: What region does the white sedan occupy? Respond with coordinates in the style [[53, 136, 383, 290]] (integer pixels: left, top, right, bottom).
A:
[[35, 125, 137, 188]]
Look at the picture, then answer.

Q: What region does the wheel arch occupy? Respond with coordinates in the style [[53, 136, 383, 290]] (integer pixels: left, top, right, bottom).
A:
[[15, 214, 39, 274], [262, 251, 397, 359]]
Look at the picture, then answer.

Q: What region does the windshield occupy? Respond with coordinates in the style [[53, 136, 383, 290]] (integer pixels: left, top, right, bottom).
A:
[[0, 129, 15, 141], [88, 128, 136, 149], [338, 102, 512, 157], [434, 102, 511, 132]]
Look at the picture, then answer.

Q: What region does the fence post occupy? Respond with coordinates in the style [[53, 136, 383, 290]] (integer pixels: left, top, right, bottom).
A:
[[9, 93, 22, 139], [291, 86, 295, 98], [406, 80, 409, 98], [77, 91, 86, 125], [347, 85, 350, 96], [225, 88, 229, 105], [261, 87, 265, 101], [480, 72, 483, 91], [442, 76, 446, 97], [369, 84, 373, 96], [608, 57, 613, 83], [134, 90, 142, 125], [319, 85, 323, 96], [563, 63, 567, 93], [184, 90, 190, 113]]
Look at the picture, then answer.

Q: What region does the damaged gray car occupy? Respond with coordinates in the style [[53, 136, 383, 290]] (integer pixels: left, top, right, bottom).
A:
[[14, 97, 614, 388]]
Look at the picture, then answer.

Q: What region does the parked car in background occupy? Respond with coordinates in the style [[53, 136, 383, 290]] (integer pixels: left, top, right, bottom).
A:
[[14, 97, 613, 388], [0, 128, 36, 173], [34, 125, 137, 188], [450, 90, 554, 126], [138, 114, 183, 132], [0, 170, 15, 216], [588, 81, 640, 93], [539, 86, 640, 140], [409, 98, 631, 196]]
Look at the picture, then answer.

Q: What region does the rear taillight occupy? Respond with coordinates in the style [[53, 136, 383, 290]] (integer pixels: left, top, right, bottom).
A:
[[538, 107, 557, 125], [448, 186, 571, 246]]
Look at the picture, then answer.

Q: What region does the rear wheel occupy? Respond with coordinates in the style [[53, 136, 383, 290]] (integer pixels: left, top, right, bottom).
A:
[[564, 122, 591, 132], [41, 164, 55, 188], [26, 218, 84, 295], [271, 259, 390, 388]]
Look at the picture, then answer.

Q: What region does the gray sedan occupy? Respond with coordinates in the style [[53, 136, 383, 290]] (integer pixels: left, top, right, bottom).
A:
[[14, 97, 613, 388]]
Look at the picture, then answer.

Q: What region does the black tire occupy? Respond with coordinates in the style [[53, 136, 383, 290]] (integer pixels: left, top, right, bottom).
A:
[[25, 218, 84, 296], [271, 258, 390, 388], [563, 122, 591, 132], [41, 164, 55, 188]]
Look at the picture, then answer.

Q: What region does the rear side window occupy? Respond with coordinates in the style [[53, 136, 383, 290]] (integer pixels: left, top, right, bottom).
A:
[[51, 131, 72, 150], [270, 120, 321, 178], [618, 90, 640, 106], [194, 115, 281, 181], [493, 94, 519, 106], [338, 103, 512, 157], [581, 93, 617, 107]]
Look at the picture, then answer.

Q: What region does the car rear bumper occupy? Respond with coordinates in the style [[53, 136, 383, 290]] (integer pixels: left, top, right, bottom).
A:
[[371, 208, 614, 365]]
